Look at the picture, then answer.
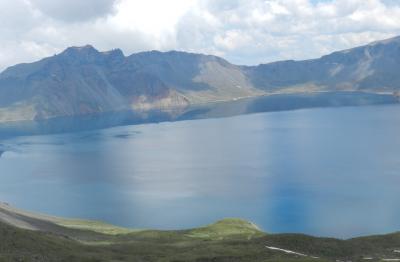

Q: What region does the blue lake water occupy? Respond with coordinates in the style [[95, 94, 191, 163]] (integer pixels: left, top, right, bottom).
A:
[[1, 104, 400, 238]]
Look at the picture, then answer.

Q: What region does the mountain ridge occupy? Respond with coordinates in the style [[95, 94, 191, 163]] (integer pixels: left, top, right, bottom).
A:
[[1, 35, 400, 122]]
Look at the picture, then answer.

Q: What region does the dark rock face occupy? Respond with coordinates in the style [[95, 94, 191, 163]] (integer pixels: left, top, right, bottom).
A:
[[0, 36, 400, 122]]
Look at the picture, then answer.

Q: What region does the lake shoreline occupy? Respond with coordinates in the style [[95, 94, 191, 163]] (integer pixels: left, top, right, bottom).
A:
[[0, 91, 398, 138], [1, 201, 399, 240], [2, 202, 400, 262], [1, 104, 400, 238]]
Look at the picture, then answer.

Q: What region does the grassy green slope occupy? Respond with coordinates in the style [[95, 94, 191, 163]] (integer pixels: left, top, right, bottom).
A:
[[1, 204, 400, 261], [2, 219, 400, 262], [0, 219, 331, 262]]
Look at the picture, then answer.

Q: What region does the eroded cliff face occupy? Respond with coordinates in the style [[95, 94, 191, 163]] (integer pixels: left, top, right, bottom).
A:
[[130, 89, 190, 111], [1, 35, 400, 122]]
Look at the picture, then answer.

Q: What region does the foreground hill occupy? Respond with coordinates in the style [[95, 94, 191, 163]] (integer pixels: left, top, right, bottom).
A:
[[1, 203, 400, 262], [1, 36, 400, 122]]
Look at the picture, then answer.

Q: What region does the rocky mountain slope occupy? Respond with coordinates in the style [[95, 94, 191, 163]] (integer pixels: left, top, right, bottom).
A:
[[0, 36, 400, 122], [244, 36, 400, 93]]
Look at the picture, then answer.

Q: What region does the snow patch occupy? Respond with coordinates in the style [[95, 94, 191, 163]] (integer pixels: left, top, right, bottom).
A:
[[265, 246, 319, 259]]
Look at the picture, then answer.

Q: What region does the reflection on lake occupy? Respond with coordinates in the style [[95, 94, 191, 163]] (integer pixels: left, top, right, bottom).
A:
[[0, 91, 397, 138], [0, 93, 400, 238]]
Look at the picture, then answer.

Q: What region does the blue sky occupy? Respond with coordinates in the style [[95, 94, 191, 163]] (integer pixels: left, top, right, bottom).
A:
[[0, 0, 400, 70]]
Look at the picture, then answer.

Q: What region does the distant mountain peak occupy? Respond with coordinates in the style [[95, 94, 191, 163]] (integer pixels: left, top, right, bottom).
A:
[[103, 48, 124, 57], [57, 45, 127, 64], [61, 44, 99, 55], [61, 45, 127, 59], [59, 45, 101, 63]]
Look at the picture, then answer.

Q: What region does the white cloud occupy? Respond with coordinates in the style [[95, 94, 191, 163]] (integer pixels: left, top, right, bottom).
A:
[[175, 0, 400, 64], [0, 0, 400, 71], [213, 30, 253, 51], [28, 0, 118, 22], [109, 0, 197, 36]]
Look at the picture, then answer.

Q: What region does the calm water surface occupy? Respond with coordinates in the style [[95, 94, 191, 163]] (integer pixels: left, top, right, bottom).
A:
[[1, 105, 400, 238]]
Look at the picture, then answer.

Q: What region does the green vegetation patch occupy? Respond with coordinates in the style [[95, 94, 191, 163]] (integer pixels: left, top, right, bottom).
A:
[[184, 218, 264, 240], [55, 218, 139, 235]]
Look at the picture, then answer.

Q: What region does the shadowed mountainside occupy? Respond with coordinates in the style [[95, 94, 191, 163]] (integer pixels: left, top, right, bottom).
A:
[[1, 36, 400, 123], [0, 47, 261, 122]]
